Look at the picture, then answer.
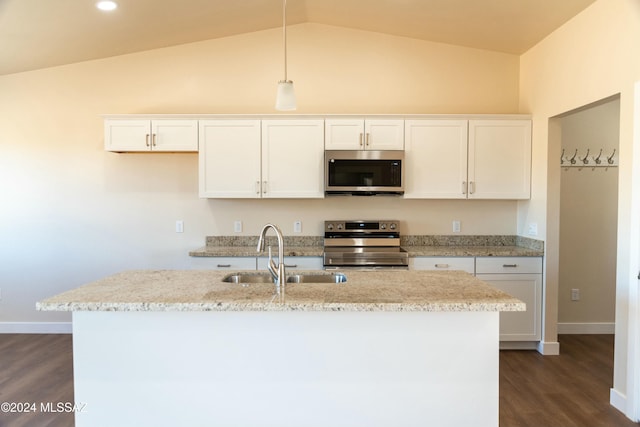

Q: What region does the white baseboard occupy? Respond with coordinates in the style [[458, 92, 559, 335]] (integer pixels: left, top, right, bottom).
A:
[[558, 322, 615, 334], [0, 322, 72, 334], [610, 388, 627, 415], [537, 341, 560, 355]]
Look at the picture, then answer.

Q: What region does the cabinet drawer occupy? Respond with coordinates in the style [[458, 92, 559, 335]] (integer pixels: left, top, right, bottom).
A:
[[475, 257, 542, 274], [210, 257, 257, 270], [257, 256, 323, 271], [410, 257, 475, 274]]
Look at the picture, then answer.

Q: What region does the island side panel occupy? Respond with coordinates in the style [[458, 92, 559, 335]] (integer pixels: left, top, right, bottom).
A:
[[72, 310, 499, 427]]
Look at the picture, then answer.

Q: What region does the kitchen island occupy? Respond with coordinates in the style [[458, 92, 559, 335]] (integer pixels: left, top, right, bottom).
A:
[[38, 269, 524, 427]]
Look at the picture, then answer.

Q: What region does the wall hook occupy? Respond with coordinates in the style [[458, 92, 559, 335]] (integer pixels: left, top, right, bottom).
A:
[[580, 148, 590, 165], [607, 149, 616, 165], [593, 148, 603, 165], [569, 149, 578, 165]]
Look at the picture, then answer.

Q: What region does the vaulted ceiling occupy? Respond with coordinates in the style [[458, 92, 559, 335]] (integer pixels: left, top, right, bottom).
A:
[[0, 0, 596, 76]]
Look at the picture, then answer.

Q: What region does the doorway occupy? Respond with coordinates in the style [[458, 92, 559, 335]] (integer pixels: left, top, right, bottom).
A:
[[557, 96, 620, 334]]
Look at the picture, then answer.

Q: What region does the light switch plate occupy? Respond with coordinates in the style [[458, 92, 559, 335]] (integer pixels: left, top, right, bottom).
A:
[[234, 220, 242, 233], [175, 220, 184, 233]]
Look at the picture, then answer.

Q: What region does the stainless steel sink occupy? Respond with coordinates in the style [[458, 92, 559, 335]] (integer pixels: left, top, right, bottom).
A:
[[222, 272, 347, 284], [286, 273, 347, 284], [222, 274, 274, 284]]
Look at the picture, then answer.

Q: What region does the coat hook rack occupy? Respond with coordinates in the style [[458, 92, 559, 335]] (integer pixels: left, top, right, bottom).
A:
[[561, 147, 618, 168]]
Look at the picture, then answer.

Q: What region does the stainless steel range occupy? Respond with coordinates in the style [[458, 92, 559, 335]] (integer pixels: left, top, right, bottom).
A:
[[323, 220, 409, 269]]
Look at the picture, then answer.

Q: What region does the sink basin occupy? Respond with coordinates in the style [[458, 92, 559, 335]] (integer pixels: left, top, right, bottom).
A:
[[286, 273, 347, 284], [222, 274, 274, 284]]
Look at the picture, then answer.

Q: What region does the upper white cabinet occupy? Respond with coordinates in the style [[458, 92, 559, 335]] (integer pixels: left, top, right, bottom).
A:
[[404, 120, 469, 199], [325, 119, 404, 150], [199, 119, 324, 199], [105, 119, 198, 152], [199, 120, 262, 198], [404, 119, 531, 199], [261, 120, 325, 198], [468, 120, 532, 199]]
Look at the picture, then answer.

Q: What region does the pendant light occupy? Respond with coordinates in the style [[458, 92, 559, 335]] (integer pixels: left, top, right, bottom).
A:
[[275, 0, 297, 111]]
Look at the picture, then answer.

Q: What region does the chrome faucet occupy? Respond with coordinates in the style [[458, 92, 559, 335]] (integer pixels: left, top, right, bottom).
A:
[[256, 223, 286, 295]]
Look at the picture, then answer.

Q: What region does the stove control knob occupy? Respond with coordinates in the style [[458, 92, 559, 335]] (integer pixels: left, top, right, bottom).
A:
[[337, 224, 343, 230], [327, 224, 334, 231], [390, 223, 397, 230], [380, 223, 387, 230]]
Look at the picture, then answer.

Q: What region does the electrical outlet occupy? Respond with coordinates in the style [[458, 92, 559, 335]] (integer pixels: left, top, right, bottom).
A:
[[175, 220, 184, 233], [234, 220, 242, 233], [294, 220, 302, 233], [571, 288, 580, 301], [528, 223, 538, 236], [452, 220, 461, 233]]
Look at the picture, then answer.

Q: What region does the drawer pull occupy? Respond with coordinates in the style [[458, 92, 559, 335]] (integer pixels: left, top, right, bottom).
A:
[[435, 264, 450, 268], [217, 264, 231, 268], [284, 264, 298, 268], [503, 264, 518, 268]]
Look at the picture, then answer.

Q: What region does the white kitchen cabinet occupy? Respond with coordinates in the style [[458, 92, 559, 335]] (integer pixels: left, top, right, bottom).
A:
[[468, 120, 532, 199], [261, 120, 325, 198], [199, 120, 262, 198], [199, 119, 324, 199], [410, 256, 475, 274], [325, 119, 404, 150], [404, 119, 531, 200], [105, 119, 198, 152], [404, 120, 468, 198], [476, 257, 542, 342], [208, 257, 257, 270]]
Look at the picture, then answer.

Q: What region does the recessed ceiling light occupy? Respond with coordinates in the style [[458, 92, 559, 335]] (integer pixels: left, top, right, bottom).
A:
[[96, 1, 118, 11]]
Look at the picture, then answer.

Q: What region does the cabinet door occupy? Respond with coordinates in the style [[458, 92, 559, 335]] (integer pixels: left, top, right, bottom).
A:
[[468, 120, 531, 199], [199, 120, 261, 198], [477, 273, 542, 341], [261, 120, 324, 198], [324, 119, 364, 150], [104, 119, 150, 152], [403, 120, 468, 199], [151, 120, 198, 152], [365, 119, 404, 150]]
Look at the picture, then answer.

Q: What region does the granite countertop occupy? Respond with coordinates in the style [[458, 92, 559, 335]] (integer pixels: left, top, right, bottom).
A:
[[189, 235, 544, 258], [37, 269, 525, 313]]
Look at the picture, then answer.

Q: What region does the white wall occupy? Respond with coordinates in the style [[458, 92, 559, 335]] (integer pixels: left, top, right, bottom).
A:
[[0, 23, 521, 326], [519, 0, 640, 416]]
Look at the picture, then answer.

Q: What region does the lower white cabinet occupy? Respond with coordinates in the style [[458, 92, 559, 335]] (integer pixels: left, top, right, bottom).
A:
[[409, 257, 475, 274], [475, 257, 542, 342], [209, 257, 257, 271]]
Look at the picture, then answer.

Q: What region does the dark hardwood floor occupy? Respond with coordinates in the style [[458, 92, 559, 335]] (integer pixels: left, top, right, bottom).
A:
[[500, 334, 638, 427], [0, 334, 636, 426]]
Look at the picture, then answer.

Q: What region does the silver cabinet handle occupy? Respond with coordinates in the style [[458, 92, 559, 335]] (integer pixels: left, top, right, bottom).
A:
[[469, 181, 475, 194], [503, 264, 518, 268], [152, 133, 157, 147], [217, 264, 231, 268], [145, 134, 150, 147], [366, 133, 370, 146], [435, 264, 450, 268], [359, 133, 364, 146], [262, 181, 267, 194], [255, 181, 261, 195], [284, 264, 298, 268], [462, 181, 467, 195]]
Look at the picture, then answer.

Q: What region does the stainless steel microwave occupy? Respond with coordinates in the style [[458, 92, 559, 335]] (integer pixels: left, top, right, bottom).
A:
[[324, 150, 404, 196]]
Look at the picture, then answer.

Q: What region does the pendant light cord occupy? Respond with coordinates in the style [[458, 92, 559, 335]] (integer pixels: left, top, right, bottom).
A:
[[282, 0, 288, 82]]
